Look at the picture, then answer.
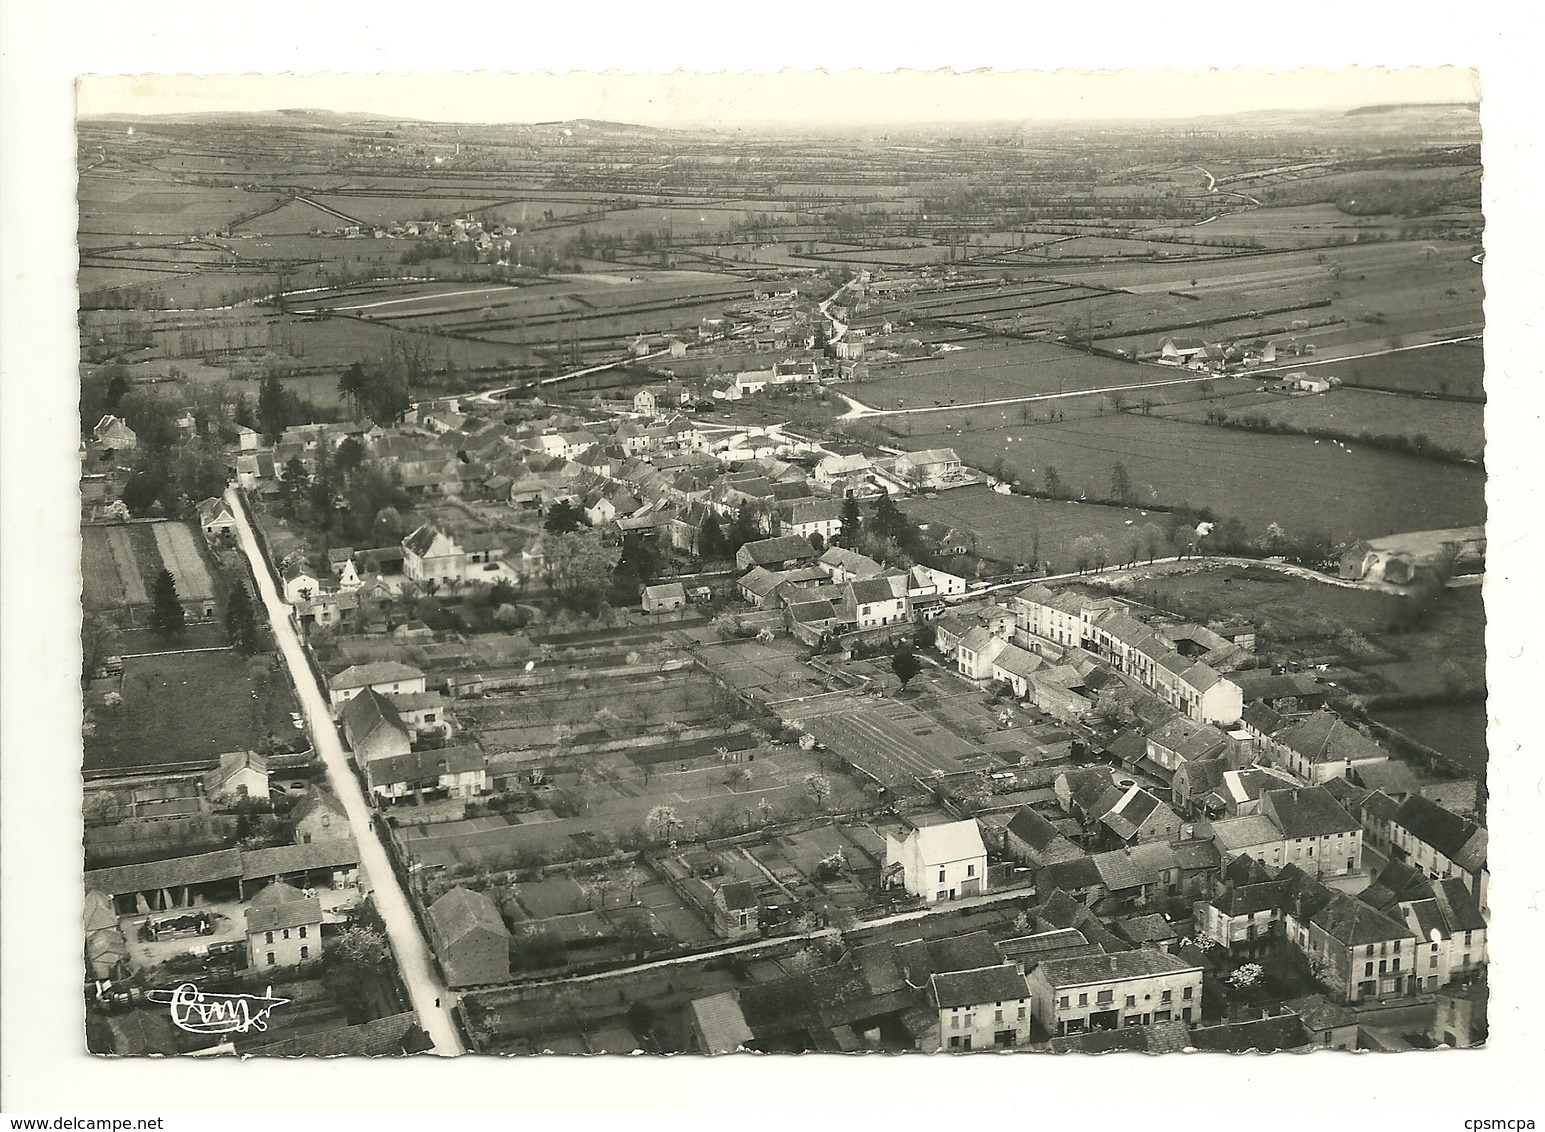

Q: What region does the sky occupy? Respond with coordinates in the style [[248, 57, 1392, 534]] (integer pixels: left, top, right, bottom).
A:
[[76, 67, 1480, 126]]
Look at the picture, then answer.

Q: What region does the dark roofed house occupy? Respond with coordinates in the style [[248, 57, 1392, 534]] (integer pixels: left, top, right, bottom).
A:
[[930, 963, 1033, 1051], [339, 688, 412, 765], [245, 881, 323, 968], [711, 881, 760, 940], [428, 887, 511, 987], [1283, 993, 1359, 1051], [1188, 1014, 1313, 1053], [1005, 807, 1084, 868], [735, 533, 820, 572], [1259, 785, 1364, 879]]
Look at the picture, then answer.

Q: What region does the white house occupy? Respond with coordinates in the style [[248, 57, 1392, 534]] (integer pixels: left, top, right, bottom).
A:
[[196, 497, 237, 537], [282, 561, 326, 605], [894, 448, 962, 490], [327, 662, 428, 713], [931, 964, 1034, 1052], [843, 575, 910, 630], [885, 819, 988, 903], [1027, 950, 1204, 1036]]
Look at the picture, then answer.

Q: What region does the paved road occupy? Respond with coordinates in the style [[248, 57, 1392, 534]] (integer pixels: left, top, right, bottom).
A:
[[224, 486, 466, 1056], [837, 370, 1225, 420]]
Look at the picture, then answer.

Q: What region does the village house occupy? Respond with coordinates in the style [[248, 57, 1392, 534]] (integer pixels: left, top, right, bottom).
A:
[[339, 688, 413, 765], [196, 496, 237, 538], [364, 745, 488, 803], [990, 642, 1045, 698], [327, 661, 428, 714], [1397, 877, 1488, 991], [710, 881, 761, 941], [1003, 807, 1085, 869], [885, 819, 988, 903], [1285, 993, 1361, 1051], [1388, 794, 1488, 905], [1028, 949, 1204, 1036], [291, 788, 348, 845], [1259, 709, 1391, 785], [93, 414, 138, 451], [281, 561, 326, 604], [202, 751, 269, 806], [842, 575, 910, 630], [1210, 813, 1287, 870], [1288, 888, 1419, 1004], [931, 963, 1033, 1051], [401, 524, 520, 586], [735, 533, 821, 573], [1259, 785, 1364, 878], [817, 545, 885, 585], [893, 448, 962, 490], [245, 881, 324, 968], [778, 497, 844, 544], [427, 887, 511, 987], [813, 452, 873, 494]]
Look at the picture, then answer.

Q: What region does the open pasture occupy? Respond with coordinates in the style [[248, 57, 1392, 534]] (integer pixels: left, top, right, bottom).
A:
[[84, 651, 298, 776], [901, 486, 1170, 572], [894, 410, 1486, 541], [1330, 341, 1485, 400], [1153, 387, 1484, 459], [852, 340, 1189, 410]]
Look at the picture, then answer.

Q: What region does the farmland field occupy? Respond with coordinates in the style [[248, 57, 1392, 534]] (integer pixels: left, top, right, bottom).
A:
[[901, 486, 1169, 571], [82, 521, 217, 611], [1330, 341, 1485, 399], [150, 521, 216, 600], [849, 341, 1190, 410], [890, 410, 1486, 541], [1152, 387, 1484, 459]]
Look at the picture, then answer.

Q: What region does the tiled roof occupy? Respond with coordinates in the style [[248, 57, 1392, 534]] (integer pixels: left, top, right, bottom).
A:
[[1275, 710, 1389, 765], [1037, 949, 1200, 988], [328, 662, 425, 691], [1393, 794, 1482, 862], [1115, 913, 1177, 945], [1188, 1015, 1311, 1053], [1308, 891, 1414, 947], [930, 964, 1029, 1009], [241, 840, 360, 882], [995, 929, 1095, 964], [366, 745, 487, 791], [1006, 807, 1062, 852], [1211, 814, 1283, 853], [429, 887, 510, 946], [1284, 993, 1358, 1032], [894, 931, 1002, 985], [688, 992, 754, 1054], [1037, 856, 1102, 892], [245, 894, 323, 934], [85, 848, 244, 897], [1261, 786, 1359, 838], [340, 687, 409, 744]]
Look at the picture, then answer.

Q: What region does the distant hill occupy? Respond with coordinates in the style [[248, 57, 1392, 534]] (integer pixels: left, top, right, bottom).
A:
[[1345, 102, 1480, 116]]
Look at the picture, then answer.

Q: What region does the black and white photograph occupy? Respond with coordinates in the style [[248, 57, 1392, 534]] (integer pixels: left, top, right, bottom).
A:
[[69, 66, 1491, 1058], [3, 9, 1543, 1124]]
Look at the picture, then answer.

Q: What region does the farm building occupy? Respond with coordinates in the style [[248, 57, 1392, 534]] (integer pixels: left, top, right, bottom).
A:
[[642, 582, 687, 616]]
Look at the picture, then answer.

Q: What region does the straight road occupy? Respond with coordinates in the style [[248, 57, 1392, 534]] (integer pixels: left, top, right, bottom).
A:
[[224, 486, 466, 1056], [837, 370, 1221, 420]]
